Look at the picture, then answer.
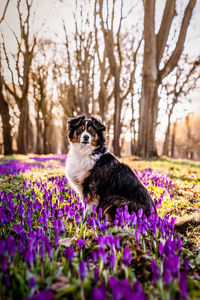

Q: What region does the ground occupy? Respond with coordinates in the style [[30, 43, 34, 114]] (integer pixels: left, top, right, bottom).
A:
[[0, 155, 199, 299]]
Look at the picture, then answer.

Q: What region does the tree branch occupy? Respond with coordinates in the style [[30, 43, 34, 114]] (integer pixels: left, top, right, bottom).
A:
[[120, 34, 143, 100], [159, 0, 197, 80], [0, 0, 10, 23], [156, 0, 176, 67]]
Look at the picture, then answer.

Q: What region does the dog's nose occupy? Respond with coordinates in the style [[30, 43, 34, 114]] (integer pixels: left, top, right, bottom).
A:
[[83, 135, 89, 141]]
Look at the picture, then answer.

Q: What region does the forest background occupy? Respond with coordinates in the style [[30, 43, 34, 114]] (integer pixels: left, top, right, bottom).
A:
[[0, 0, 200, 159]]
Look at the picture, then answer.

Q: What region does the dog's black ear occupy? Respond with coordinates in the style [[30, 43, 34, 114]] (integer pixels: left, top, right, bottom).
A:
[[91, 116, 106, 131], [67, 115, 85, 130]]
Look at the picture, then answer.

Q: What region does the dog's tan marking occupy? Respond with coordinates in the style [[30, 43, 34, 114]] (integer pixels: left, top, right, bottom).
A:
[[88, 126, 95, 133], [71, 135, 79, 143], [87, 193, 100, 213], [91, 134, 99, 147], [80, 171, 91, 185]]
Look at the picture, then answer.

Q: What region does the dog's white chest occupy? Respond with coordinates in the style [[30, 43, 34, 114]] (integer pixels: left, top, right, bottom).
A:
[[65, 144, 99, 198]]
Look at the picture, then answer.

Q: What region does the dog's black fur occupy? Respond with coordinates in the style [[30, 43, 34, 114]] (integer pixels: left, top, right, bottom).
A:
[[66, 115, 156, 220]]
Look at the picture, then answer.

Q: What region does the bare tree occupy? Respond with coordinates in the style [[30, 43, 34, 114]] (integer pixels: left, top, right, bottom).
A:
[[0, 0, 12, 155], [170, 114, 200, 159], [137, 0, 197, 159], [0, 52, 12, 155], [98, 0, 141, 156], [31, 39, 55, 154], [2, 0, 36, 154], [162, 56, 200, 156]]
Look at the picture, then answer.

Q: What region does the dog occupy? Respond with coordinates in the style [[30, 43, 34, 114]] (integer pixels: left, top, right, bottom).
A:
[[65, 115, 156, 220]]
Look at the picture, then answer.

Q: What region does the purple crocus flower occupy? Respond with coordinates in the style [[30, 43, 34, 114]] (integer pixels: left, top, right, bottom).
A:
[[98, 247, 107, 265], [0, 240, 5, 255], [77, 239, 85, 250], [25, 289, 53, 300], [179, 271, 188, 299], [79, 260, 86, 281], [98, 208, 103, 219], [54, 230, 59, 248], [64, 247, 74, 264], [86, 256, 90, 270], [115, 235, 120, 251], [133, 281, 146, 299], [6, 235, 16, 259], [2, 256, 7, 271], [108, 276, 118, 292], [93, 205, 97, 213], [177, 238, 182, 253], [158, 242, 164, 257], [106, 233, 115, 250], [29, 277, 36, 290], [123, 246, 132, 266], [97, 235, 105, 248], [151, 259, 160, 285], [57, 208, 63, 219], [94, 267, 99, 283], [58, 219, 65, 233], [75, 213, 80, 225], [18, 239, 24, 254], [91, 284, 106, 300], [91, 217, 96, 231], [93, 251, 98, 264], [26, 217, 33, 230], [137, 208, 143, 219], [109, 253, 116, 270], [164, 255, 180, 279], [24, 248, 36, 268], [163, 269, 171, 287], [40, 244, 45, 261], [47, 245, 53, 261], [135, 229, 140, 245]]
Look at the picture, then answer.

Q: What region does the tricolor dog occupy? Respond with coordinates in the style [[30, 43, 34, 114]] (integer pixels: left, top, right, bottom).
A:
[[65, 115, 156, 220]]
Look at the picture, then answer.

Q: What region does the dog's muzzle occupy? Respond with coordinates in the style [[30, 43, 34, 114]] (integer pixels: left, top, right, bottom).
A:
[[80, 133, 91, 144]]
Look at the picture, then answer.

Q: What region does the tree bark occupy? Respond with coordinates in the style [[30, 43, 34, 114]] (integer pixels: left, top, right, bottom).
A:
[[17, 98, 29, 154], [113, 71, 121, 156], [43, 122, 49, 154], [162, 115, 171, 156], [0, 74, 13, 155], [137, 0, 158, 159], [170, 121, 177, 157], [136, 0, 196, 159]]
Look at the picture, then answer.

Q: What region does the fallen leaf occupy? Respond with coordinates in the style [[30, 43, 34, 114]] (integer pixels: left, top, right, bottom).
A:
[[58, 237, 72, 248], [50, 276, 69, 291]]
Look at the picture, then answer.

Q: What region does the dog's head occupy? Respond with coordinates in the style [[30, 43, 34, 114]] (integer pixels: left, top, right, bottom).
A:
[[67, 115, 106, 147]]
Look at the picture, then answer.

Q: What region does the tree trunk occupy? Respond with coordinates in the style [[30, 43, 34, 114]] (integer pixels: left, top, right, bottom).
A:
[[36, 110, 42, 154], [98, 84, 107, 122], [170, 121, 177, 157], [162, 112, 172, 156], [113, 72, 121, 156], [17, 99, 29, 154], [62, 115, 69, 153], [43, 122, 49, 154], [130, 96, 136, 156], [136, 0, 158, 159], [0, 75, 13, 155]]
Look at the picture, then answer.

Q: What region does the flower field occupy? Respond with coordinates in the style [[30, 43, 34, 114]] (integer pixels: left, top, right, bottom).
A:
[[0, 155, 199, 300]]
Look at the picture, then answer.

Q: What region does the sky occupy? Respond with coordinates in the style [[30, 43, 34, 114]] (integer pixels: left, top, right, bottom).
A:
[[0, 0, 200, 142]]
